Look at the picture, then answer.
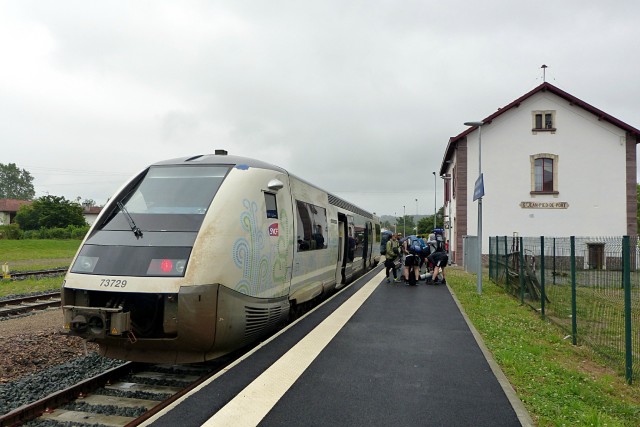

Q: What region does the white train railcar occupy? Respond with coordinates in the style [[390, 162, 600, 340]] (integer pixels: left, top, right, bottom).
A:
[[62, 151, 380, 363]]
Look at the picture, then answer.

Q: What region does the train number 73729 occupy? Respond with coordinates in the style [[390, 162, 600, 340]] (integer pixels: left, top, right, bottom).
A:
[[99, 278, 128, 288]]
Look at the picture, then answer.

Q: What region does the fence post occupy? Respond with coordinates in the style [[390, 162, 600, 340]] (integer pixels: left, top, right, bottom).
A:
[[540, 236, 545, 320], [491, 236, 496, 283], [553, 238, 556, 286], [571, 236, 577, 345], [519, 236, 524, 304], [504, 236, 509, 288], [623, 235, 633, 384], [493, 236, 500, 283]]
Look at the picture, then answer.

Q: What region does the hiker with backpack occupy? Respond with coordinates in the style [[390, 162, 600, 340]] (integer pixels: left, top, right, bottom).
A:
[[416, 235, 429, 273], [401, 235, 422, 285], [384, 233, 401, 283], [426, 245, 449, 285]]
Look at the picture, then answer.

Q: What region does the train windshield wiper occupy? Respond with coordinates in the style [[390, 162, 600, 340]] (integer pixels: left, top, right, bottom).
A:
[[117, 201, 143, 239]]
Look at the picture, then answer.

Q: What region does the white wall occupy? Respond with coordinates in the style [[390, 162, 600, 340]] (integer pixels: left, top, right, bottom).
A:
[[465, 92, 628, 253]]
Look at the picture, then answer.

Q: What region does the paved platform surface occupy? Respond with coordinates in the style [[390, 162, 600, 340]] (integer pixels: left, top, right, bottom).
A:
[[144, 267, 534, 427]]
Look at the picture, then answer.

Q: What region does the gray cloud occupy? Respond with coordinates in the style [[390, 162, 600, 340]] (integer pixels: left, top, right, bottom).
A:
[[2, 0, 640, 214]]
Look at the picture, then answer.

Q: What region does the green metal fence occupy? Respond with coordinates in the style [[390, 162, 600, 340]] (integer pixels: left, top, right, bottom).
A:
[[489, 235, 639, 384]]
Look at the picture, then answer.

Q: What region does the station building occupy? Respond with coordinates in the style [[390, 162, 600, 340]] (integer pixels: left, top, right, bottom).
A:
[[439, 82, 640, 266]]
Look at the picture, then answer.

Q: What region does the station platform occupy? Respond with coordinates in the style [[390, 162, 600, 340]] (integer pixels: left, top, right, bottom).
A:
[[143, 267, 534, 427]]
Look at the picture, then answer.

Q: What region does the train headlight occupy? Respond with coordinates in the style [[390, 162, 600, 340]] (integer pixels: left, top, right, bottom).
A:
[[71, 256, 99, 273], [147, 258, 188, 276], [175, 260, 186, 274]]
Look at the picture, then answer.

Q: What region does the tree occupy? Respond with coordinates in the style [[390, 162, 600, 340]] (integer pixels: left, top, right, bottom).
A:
[[417, 216, 431, 235], [417, 206, 445, 235], [15, 195, 87, 230], [0, 163, 35, 200], [397, 215, 415, 236]]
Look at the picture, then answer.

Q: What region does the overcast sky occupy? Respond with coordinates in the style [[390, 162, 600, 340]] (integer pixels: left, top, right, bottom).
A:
[[2, 1, 640, 217]]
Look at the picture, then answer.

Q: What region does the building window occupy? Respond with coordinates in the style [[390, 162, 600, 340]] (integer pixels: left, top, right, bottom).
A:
[[530, 153, 558, 194], [535, 158, 553, 191], [452, 167, 456, 199], [532, 110, 556, 132]]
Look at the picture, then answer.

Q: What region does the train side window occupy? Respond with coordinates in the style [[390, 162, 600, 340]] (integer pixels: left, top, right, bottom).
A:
[[295, 200, 327, 251], [265, 193, 278, 219]]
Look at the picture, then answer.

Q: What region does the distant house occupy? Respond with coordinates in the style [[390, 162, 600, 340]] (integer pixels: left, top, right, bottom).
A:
[[0, 199, 32, 225], [82, 205, 103, 225], [0, 198, 103, 226], [439, 82, 640, 266]]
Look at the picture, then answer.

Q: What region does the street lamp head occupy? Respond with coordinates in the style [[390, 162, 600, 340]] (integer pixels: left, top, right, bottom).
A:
[[464, 121, 484, 127]]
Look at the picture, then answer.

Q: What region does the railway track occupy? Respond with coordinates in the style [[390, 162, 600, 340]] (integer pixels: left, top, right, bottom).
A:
[[6, 267, 68, 280], [0, 291, 62, 317], [0, 358, 234, 426]]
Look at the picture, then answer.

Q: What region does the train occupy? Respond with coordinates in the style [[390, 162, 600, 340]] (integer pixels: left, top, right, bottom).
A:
[[61, 150, 382, 363]]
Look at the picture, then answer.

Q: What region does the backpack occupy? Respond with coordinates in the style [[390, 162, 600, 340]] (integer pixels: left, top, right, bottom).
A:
[[433, 229, 445, 251], [380, 231, 393, 255], [405, 235, 426, 255]]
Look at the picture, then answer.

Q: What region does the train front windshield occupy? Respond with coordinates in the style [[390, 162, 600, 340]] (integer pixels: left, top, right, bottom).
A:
[[70, 165, 231, 277], [103, 165, 231, 231]]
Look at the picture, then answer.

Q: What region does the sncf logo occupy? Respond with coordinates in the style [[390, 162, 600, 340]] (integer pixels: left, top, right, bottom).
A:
[[269, 223, 279, 237]]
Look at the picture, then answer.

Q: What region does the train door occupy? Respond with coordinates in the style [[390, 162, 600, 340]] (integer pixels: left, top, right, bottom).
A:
[[336, 214, 346, 286], [365, 221, 373, 267], [347, 216, 357, 279], [362, 222, 370, 268], [337, 212, 355, 284], [265, 175, 295, 296]]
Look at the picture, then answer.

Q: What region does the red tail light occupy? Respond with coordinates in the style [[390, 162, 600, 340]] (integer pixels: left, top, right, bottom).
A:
[[147, 259, 187, 276]]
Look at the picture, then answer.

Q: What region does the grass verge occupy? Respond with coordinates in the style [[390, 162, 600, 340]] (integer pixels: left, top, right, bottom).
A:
[[0, 239, 81, 261], [0, 276, 64, 298], [446, 267, 640, 426], [0, 239, 79, 272], [0, 239, 79, 296]]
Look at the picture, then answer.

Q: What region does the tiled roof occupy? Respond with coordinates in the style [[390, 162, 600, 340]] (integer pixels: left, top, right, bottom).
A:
[[440, 82, 640, 174], [0, 198, 32, 213]]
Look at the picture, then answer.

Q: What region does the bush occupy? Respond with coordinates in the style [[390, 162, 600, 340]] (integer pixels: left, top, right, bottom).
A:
[[71, 226, 90, 239], [0, 224, 23, 240], [46, 227, 70, 239], [23, 228, 47, 239], [1, 224, 89, 240]]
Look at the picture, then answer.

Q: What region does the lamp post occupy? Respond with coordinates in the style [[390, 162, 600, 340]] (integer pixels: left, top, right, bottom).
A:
[[432, 172, 437, 230], [403, 205, 406, 236], [464, 121, 485, 294], [394, 212, 397, 234]]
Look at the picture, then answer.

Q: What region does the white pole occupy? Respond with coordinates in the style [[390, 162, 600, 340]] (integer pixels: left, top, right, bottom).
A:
[[432, 172, 436, 230], [403, 205, 406, 236]]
